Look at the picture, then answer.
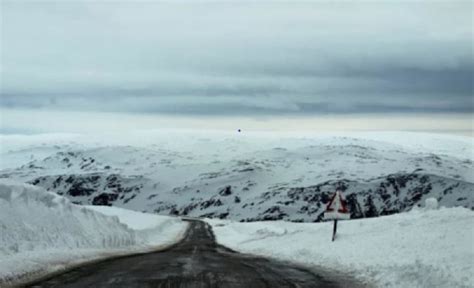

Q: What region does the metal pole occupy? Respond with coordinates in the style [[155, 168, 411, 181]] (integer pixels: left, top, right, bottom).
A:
[[332, 219, 338, 241]]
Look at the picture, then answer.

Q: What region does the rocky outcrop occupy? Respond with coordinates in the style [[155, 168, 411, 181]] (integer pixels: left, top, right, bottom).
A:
[[28, 173, 147, 206]]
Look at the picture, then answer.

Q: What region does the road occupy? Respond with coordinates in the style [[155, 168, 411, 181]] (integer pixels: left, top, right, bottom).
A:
[[26, 220, 362, 288]]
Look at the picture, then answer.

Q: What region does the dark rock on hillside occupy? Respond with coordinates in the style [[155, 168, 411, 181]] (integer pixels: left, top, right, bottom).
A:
[[92, 193, 119, 206], [200, 198, 223, 209], [254, 206, 288, 221], [69, 182, 96, 197], [219, 186, 232, 196], [28, 173, 147, 206], [363, 195, 379, 218]]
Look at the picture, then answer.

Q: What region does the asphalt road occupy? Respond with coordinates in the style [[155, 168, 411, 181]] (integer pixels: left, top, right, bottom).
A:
[[25, 220, 362, 288]]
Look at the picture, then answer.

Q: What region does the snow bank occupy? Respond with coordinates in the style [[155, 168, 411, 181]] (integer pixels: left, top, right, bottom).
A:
[[0, 180, 187, 286], [85, 205, 186, 245], [209, 205, 474, 288]]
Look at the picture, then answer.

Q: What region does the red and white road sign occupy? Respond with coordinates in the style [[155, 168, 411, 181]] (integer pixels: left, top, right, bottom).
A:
[[324, 190, 350, 220]]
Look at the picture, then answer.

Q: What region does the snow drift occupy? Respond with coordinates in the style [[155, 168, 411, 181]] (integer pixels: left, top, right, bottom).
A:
[[0, 180, 187, 286], [85, 205, 187, 245], [209, 199, 474, 288]]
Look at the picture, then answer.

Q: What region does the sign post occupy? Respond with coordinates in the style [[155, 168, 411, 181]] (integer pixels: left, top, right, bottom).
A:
[[324, 190, 350, 241], [332, 219, 338, 242]]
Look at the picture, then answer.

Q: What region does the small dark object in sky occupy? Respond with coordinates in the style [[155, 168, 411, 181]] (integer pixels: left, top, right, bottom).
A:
[[238, 129, 241, 133]]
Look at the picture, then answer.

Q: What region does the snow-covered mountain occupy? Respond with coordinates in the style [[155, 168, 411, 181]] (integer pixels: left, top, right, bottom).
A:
[[1, 131, 472, 222]]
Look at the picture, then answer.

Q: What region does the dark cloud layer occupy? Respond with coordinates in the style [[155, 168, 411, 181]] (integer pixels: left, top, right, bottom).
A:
[[1, 0, 472, 116]]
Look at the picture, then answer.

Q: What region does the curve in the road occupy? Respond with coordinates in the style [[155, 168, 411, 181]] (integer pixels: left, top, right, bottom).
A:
[[25, 220, 363, 288]]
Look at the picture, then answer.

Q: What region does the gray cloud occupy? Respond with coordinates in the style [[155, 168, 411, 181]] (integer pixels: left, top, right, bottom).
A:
[[1, 0, 472, 117]]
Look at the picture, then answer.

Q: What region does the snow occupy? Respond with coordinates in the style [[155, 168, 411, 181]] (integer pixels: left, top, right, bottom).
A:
[[85, 205, 186, 244], [323, 211, 350, 220], [1, 131, 472, 221], [424, 197, 439, 210], [85, 205, 173, 230], [208, 202, 474, 288], [0, 180, 188, 286]]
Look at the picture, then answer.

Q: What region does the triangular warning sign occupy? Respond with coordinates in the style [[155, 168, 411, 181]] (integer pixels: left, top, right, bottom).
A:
[[324, 190, 350, 220]]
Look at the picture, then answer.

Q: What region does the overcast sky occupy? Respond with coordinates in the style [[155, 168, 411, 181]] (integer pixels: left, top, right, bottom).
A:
[[0, 0, 472, 134]]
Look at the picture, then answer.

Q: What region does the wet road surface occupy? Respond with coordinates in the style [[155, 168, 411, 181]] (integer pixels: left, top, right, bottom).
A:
[[25, 220, 360, 288]]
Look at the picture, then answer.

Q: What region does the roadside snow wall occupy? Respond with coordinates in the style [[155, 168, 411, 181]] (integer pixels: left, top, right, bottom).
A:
[[0, 181, 158, 285]]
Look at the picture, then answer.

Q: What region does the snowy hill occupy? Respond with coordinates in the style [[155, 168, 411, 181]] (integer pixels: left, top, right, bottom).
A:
[[0, 131, 472, 222]]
